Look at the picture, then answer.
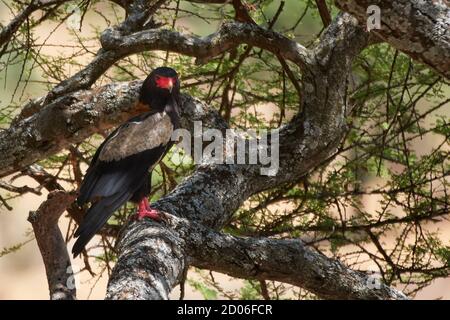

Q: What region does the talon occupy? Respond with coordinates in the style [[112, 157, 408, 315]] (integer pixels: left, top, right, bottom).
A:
[[137, 208, 161, 221], [136, 198, 161, 221]]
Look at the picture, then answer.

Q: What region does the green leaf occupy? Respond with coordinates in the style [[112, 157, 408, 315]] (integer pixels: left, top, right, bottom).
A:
[[188, 279, 218, 300]]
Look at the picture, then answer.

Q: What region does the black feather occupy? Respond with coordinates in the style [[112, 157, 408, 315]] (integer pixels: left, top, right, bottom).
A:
[[77, 112, 159, 206], [73, 145, 167, 257], [72, 191, 131, 256]]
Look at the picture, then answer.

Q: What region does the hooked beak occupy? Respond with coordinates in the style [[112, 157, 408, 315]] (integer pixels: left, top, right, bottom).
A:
[[168, 80, 173, 93]]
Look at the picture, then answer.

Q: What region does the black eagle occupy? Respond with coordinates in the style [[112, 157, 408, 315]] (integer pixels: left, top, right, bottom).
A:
[[72, 67, 181, 257]]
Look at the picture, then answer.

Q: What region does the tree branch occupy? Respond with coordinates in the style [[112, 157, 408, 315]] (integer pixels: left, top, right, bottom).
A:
[[0, 0, 71, 50], [335, 0, 450, 79], [13, 19, 309, 122], [0, 81, 142, 178], [28, 190, 77, 300], [115, 213, 408, 300], [315, 0, 332, 27], [100, 21, 309, 68], [0, 81, 229, 178], [0, 19, 311, 177]]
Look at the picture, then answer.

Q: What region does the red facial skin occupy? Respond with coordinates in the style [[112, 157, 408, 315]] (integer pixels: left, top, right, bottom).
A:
[[155, 76, 176, 90]]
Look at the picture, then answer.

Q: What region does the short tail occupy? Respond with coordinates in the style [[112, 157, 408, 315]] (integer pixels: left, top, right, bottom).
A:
[[72, 192, 131, 257]]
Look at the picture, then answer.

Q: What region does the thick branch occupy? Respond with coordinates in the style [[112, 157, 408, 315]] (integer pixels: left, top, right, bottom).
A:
[[0, 82, 226, 178], [121, 214, 408, 300], [0, 19, 311, 178], [28, 190, 77, 300], [100, 21, 309, 68], [0, 81, 142, 178], [13, 0, 169, 119], [335, 0, 450, 79], [14, 21, 309, 121]]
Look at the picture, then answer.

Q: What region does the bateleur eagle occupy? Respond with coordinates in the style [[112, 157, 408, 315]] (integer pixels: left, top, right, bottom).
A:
[[72, 67, 181, 257]]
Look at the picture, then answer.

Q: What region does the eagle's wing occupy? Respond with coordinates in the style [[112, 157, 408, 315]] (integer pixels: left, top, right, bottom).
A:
[[72, 111, 174, 256]]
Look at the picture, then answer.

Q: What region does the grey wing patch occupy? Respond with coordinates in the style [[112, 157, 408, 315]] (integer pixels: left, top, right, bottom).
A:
[[99, 112, 174, 162]]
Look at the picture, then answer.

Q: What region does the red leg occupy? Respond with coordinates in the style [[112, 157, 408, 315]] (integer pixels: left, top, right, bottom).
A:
[[136, 197, 161, 221]]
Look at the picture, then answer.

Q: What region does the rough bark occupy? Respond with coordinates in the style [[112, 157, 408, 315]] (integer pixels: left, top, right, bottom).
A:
[[28, 191, 77, 300], [108, 213, 407, 300], [0, 82, 227, 178], [335, 0, 450, 79], [0, 82, 143, 178], [1, 21, 309, 174]]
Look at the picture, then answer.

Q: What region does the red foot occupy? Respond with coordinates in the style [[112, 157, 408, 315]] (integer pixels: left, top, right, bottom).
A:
[[136, 198, 161, 221]]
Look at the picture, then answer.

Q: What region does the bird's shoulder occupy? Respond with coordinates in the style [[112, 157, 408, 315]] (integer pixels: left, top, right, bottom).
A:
[[98, 110, 174, 162]]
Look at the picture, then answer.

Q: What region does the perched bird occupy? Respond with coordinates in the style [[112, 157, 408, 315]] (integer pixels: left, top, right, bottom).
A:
[[72, 67, 181, 257]]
